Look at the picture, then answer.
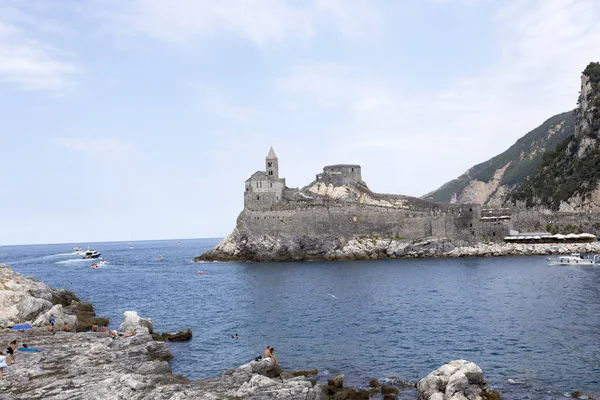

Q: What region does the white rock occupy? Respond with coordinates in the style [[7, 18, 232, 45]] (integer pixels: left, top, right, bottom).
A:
[[417, 360, 490, 400], [120, 311, 153, 334], [32, 304, 77, 329]]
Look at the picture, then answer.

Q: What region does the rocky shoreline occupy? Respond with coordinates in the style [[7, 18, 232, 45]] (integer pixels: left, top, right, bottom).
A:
[[0, 263, 511, 399], [0, 329, 503, 400], [195, 230, 600, 262]]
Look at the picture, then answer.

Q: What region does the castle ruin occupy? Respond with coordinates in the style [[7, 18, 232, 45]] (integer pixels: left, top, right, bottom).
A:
[[241, 148, 512, 245]]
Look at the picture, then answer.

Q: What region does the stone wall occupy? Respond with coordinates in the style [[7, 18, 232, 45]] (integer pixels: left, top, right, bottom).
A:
[[240, 203, 482, 245]]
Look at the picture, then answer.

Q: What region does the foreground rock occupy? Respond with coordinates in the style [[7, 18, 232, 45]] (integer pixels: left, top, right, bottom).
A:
[[417, 360, 500, 400], [0, 330, 322, 399], [0, 264, 107, 330], [195, 234, 600, 262]]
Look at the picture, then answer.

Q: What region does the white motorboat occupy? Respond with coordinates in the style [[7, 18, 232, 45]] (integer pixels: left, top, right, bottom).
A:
[[83, 249, 101, 259], [97, 259, 108, 266], [73, 246, 84, 254], [547, 253, 599, 266]]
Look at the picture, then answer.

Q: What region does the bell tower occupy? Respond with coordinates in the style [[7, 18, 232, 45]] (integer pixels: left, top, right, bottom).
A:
[[265, 147, 279, 179]]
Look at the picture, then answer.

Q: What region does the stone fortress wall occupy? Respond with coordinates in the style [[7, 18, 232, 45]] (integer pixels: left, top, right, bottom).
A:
[[242, 148, 515, 245]]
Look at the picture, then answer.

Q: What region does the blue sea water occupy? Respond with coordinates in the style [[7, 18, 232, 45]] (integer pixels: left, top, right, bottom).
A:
[[1, 238, 600, 399]]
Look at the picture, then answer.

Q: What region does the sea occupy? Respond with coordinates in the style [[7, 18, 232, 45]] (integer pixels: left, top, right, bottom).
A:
[[1, 238, 599, 399]]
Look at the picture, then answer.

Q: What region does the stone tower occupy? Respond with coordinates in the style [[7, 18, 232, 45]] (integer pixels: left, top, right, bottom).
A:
[[266, 147, 279, 179]]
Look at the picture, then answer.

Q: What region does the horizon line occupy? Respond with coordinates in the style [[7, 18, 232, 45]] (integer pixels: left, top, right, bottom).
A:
[[0, 237, 223, 248]]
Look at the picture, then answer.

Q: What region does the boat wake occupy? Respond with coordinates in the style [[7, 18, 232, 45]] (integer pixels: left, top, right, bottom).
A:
[[54, 259, 89, 265], [43, 252, 80, 258]]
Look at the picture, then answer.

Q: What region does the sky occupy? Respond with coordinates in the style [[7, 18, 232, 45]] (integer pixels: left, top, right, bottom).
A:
[[1, 0, 599, 245]]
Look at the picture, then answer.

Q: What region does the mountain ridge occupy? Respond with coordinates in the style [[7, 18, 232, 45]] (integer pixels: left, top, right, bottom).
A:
[[424, 62, 600, 211], [422, 110, 576, 206]]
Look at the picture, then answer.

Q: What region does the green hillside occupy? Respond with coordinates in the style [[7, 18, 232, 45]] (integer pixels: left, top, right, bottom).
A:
[[423, 110, 576, 203]]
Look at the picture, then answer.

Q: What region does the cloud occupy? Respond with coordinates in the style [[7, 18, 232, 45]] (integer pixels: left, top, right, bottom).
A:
[[56, 138, 131, 154], [96, 0, 380, 45], [0, 22, 80, 92], [119, 0, 314, 45]]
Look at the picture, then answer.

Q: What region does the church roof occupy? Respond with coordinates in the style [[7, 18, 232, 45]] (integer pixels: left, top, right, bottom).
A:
[[267, 147, 277, 159], [245, 171, 268, 182]]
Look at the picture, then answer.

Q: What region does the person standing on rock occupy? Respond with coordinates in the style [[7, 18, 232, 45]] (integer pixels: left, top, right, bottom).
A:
[[6, 341, 16, 364]]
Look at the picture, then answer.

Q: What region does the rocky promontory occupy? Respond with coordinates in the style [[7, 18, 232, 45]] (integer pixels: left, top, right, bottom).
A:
[[0, 264, 107, 331], [195, 232, 600, 262]]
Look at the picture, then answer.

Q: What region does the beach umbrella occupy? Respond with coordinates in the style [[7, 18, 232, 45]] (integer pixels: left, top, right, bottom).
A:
[[11, 323, 32, 331]]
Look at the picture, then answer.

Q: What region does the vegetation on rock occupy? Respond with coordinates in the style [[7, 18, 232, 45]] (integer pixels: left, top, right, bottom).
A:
[[511, 136, 600, 208], [583, 62, 600, 87]]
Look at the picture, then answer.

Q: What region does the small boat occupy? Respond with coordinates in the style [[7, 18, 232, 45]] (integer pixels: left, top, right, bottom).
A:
[[90, 263, 100, 269], [196, 271, 208, 275], [98, 259, 108, 266], [73, 246, 84, 254], [129, 244, 134, 249], [83, 249, 101, 259], [155, 255, 163, 261], [547, 253, 599, 266]]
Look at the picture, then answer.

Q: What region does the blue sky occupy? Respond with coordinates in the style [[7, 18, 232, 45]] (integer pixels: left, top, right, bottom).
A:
[[1, 0, 599, 245]]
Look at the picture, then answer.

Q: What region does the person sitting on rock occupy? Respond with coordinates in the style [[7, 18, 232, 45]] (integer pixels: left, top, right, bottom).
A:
[[109, 330, 118, 339], [122, 328, 136, 338], [100, 324, 108, 333], [263, 345, 272, 359], [91, 324, 98, 332], [63, 323, 70, 332], [269, 347, 279, 366]]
